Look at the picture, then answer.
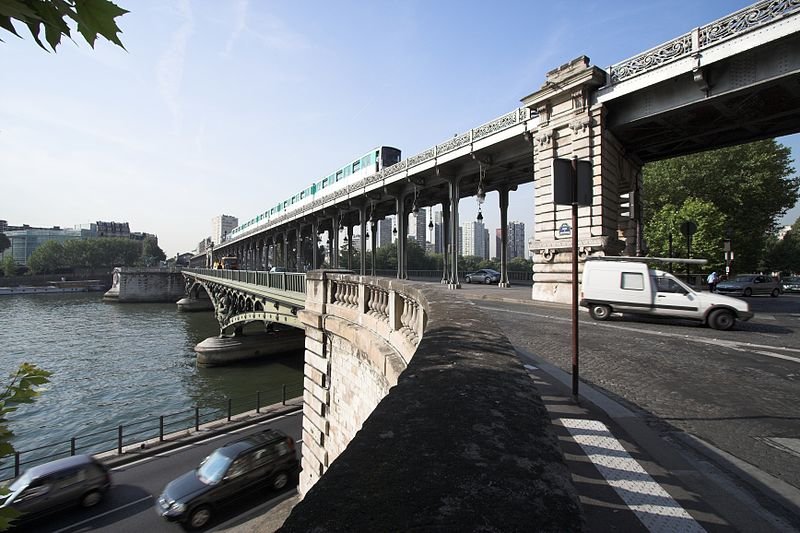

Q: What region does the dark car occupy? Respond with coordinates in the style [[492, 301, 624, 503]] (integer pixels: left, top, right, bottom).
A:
[[1, 455, 111, 526], [156, 428, 298, 529], [464, 268, 501, 284], [782, 276, 800, 293], [715, 274, 782, 297]]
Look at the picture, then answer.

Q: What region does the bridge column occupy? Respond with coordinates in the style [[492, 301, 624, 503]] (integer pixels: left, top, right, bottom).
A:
[[440, 201, 449, 284], [498, 186, 511, 287], [394, 193, 408, 279], [311, 219, 319, 270], [296, 225, 303, 272], [282, 231, 289, 269], [359, 204, 367, 275], [346, 224, 353, 270], [522, 56, 642, 303], [370, 218, 377, 276], [331, 215, 340, 269], [446, 176, 462, 289]]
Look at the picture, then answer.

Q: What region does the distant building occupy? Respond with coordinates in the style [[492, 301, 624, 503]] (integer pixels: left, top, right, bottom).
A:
[[408, 208, 428, 248], [197, 236, 213, 254], [461, 221, 487, 259], [433, 211, 444, 254], [212, 215, 238, 245], [495, 221, 526, 259], [378, 217, 393, 248], [2, 227, 84, 266]]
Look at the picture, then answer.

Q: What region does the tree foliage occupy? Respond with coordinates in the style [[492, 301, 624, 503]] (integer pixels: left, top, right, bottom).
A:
[[27, 238, 153, 273], [762, 214, 800, 274], [1, 256, 16, 277], [0, 0, 128, 52], [643, 140, 799, 273], [0, 363, 51, 530]]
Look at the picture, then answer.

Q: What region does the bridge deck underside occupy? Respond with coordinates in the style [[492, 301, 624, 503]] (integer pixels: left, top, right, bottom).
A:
[[605, 33, 800, 162]]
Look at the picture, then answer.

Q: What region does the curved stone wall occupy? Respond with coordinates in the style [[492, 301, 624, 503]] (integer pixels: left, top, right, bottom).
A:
[[289, 271, 583, 531]]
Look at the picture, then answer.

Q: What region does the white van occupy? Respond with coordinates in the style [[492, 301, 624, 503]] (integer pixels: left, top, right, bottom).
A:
[[579, 257, 753, 330]]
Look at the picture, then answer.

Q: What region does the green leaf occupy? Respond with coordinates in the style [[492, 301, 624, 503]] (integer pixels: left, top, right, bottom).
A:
[[31, 0, 70, 50], [0, 0, 40, 20], [0, 14, 22, 37], [74, 0, 127, 49]]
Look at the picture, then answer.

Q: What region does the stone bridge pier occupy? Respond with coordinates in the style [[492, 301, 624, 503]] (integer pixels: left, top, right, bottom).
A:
[[524, 56, 644, 304]]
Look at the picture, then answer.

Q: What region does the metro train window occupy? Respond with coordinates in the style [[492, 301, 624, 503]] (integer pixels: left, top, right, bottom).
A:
[[352, 160, 360, 172], [336, 170, 343, 181]]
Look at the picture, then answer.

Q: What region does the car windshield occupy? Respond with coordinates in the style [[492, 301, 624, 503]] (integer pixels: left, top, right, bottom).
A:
[[197, 451, 232, 485], [785, 277, 800, 283], [733, 276, 755, 282], [7, 472, 31, 493]]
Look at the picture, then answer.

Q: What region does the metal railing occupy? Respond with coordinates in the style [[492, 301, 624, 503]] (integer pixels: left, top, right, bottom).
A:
[[188, 268, 307, 294], [373, 270, 533, 283], [1, 382, 303, 481]]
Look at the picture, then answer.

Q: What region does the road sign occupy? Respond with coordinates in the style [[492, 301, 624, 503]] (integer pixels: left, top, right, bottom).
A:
[[680, 220, 697, 237], [553, 158, 592, 206]]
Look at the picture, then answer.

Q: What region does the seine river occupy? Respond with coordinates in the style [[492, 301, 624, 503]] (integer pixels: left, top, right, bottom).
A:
[[0, 292, 303, 469]]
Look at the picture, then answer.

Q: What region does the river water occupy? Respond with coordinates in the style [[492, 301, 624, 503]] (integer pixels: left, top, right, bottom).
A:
[[0, 292, 304, 467]]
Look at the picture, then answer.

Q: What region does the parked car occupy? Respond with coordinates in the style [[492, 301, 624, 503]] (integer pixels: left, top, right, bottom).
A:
[[0, 455, 111, 526], [782, 276, 800, 293], [715, 274, 782, 297], [464, 269, 501, 284], [156, 428, 298, 529]]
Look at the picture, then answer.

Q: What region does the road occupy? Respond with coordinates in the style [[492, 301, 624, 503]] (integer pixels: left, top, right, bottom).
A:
[[468, 288, 800, 490], [17, 411, 303, 533]]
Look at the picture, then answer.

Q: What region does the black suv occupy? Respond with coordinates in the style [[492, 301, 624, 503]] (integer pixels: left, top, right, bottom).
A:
[[156, 428, 298, 529]]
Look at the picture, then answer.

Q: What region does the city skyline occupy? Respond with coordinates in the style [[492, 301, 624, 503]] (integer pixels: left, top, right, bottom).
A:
[[2, 1, 798, 257]]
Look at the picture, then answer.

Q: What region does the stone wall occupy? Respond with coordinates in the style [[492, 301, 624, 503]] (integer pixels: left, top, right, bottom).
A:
[[103, 267, 186, 303], [284, 271, 583, 531]]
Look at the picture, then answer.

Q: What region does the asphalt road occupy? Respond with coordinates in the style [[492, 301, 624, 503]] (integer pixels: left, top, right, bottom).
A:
[[15, 411, 303, 533], [471, 289, 800, 491]]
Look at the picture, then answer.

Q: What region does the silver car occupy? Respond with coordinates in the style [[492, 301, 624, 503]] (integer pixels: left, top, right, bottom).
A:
[[715, 274, 782, 297], [464, 269, 501, 284], [782, 276, 800, 293], [1, 455, 111, 525]]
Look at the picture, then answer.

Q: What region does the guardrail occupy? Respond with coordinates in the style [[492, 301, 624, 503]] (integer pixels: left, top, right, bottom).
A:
[[374, 270, 533, 283], [187, 268, 307, 294], [1, 382, 302, 481]]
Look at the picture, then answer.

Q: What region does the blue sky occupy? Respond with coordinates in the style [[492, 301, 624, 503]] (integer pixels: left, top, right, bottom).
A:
[[1, 0, 797, 257]]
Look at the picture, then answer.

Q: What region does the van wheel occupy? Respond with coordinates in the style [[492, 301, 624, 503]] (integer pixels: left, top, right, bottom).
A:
[[589, 304, 611, 321], [80, 490, 103, 507], [188, 505, 212, 529], [709, 309, 735, 331], [484, 277, 492, 284], [465, 276, 472, 284], [743, 288, 752, 297], [771, 288, 780, 297], [272, 471, 289, 490]]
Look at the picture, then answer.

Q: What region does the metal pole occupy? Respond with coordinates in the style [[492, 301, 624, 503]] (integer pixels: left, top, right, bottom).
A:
[[71, 437, 76, 456], [195, 407, 200, 431], [117, 425, 123, 455], [227, 398, 232, 421], [159, 416, 164, 441], [571, 157, 580, 402], [282, 384, 287, 405], [257, 391, 261, 413], [14, 452, 20, 477]]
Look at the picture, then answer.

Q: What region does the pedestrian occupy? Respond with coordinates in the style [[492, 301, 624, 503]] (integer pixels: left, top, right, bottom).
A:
[[707, 271, 719, 292]]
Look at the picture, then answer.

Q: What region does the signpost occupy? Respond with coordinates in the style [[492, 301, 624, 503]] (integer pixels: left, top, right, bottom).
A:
[[680, 220, 697, 281], [553, 157, 592, 401]]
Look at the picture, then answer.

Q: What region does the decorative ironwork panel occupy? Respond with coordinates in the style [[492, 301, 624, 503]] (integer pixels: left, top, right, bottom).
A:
[[472, 110, 519, 141], [609, 33, 693, 83], [383, 160, 407, 177], [436, 132, 472, 156], [700, 0, 800, 47], [407, 148, 435, 168]]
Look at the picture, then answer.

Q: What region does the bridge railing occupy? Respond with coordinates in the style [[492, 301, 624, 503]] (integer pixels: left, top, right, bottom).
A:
[[607, 0, 800, 84], [188, 268, 307, 294]]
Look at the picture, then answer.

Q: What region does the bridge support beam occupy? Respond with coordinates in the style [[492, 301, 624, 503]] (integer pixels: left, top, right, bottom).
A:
[[446, 176, 462, 289], [498, 186, 511, 287]]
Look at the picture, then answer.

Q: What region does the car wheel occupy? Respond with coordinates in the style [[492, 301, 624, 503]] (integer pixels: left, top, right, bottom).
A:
[[272, 471, 289, 490], [188, 505, 212, 529], [743, 288, 752, 297], [80, 490, 103, 508], [708, 309, 735, 331], [771, 288, 780, 297], [484, 276, 492, 284], [465, 276, 471, 284], [589, 304, 612, 321]]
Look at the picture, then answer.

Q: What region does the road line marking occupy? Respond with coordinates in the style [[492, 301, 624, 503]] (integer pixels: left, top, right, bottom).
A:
[[53, 495, 153, 533], [752, 351, 800, 364], [558, 418, 705, 533], [480, 305, 800, 361]]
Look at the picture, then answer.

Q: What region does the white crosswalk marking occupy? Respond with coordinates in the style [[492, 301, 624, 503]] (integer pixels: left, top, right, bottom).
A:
[[558, 418, 706, 533]]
